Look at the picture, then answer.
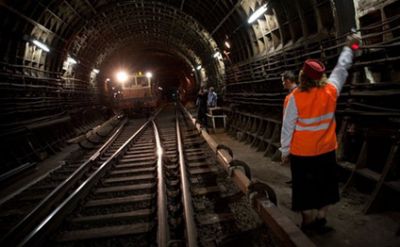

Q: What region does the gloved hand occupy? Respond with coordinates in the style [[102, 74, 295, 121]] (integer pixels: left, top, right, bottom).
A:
[[346, 33, 361, 51]]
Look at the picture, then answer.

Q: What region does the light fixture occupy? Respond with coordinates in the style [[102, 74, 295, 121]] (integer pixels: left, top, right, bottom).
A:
[[67, 56, 77, 65], [196, 65, 202, 70], [145, 72, 153, 78], [247, 3, 268, 24], [158, 86, 163, 91], [213, 51, 221, 59], [224, 41, 231, 49], [92, 69, 100, 74], [32, 39, 50, 52], [116, 70, 128, 83]]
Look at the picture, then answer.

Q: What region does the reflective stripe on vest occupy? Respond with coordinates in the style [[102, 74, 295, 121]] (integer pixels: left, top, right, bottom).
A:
[[295, 112, 334, 131], [290, 84, 338, 156]]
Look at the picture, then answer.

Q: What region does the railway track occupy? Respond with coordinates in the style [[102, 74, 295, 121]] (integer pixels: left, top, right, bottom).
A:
[[1, 104, 314, 246], [0, 118, 147, 244]]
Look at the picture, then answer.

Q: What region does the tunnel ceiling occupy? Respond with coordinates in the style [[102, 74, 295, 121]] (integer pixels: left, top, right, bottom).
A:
[[0, 0, 359, 82], [1, 0, 248, 80]]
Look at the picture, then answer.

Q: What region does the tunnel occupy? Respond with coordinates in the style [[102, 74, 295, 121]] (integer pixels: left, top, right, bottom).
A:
[[0, 0, 399, 246]]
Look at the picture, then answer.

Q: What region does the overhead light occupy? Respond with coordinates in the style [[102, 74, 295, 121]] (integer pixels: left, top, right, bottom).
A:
[[158, 86, 163, 91], [145, 72, 153, 78], [224, 41, 231, 49], [248, 4, 268, 24], [213, 51, 221, 58], [92, 69, 100, 74], [196, 65, 202, 70], [32, 39, 50, 52], [67, 57, 77, 65], [116, 70, 128, 83]]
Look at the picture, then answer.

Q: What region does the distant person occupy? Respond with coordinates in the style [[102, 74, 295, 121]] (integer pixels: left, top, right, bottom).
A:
[[282, 70, 297, 92], [207, 86, 218, 107], [281, 71, 297, 182], [197, 86, 208, 130], [280, 34, 360, 234]]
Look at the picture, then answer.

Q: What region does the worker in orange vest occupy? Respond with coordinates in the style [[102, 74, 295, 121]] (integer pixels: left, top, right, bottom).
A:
[[280, 34, 360, 233]]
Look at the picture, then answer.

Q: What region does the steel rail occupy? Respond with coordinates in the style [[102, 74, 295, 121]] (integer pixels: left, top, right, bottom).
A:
[[180, 103, 315, 247], [176, 109, 198, 247], [1, 116, 127, 245], [16, 118, 152, 246], [152, 120, 169, 247]]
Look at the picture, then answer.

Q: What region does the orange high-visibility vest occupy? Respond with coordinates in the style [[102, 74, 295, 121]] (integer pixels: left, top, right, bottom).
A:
[[283, 87, 297, 109], [290, 83, 337, 156]]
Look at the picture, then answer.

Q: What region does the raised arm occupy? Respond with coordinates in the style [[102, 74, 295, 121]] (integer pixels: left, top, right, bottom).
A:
[[328, 34, 360, 95]]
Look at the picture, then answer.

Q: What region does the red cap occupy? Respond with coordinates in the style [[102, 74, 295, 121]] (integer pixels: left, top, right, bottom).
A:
[[302, 59, 325, 80]]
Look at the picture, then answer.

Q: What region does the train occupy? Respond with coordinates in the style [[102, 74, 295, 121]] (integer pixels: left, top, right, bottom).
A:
[[105, 72, 159, 115]]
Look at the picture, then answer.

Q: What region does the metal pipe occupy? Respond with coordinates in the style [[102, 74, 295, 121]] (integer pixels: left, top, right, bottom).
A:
[[176, 110, 198, 247], [152, 121, 169, 247]]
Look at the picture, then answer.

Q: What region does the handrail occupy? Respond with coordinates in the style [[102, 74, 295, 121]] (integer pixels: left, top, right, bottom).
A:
[[1, 116, 127, 245], [15, 118, 152, 246], [176, 109, 198, 247]]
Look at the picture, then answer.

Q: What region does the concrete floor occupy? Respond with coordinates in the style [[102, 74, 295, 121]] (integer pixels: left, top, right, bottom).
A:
[[209, 131, 400, 247]]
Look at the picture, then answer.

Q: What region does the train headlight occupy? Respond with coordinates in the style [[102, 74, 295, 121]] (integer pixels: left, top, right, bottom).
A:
[[116, 71, 128, 83], [145, 72, 153, 78]]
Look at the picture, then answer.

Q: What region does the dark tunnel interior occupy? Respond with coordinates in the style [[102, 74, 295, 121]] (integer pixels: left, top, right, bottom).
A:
[[0, 2, 399, 243]]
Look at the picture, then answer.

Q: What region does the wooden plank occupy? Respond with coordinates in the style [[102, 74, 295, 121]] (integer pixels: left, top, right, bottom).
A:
[[123, 153, 155, 159], [104, 174, 154, 183], [115, 160, 155, 168], [56, 223, 152, 241], [125, 149, 154, 155], [85, 194, 153, 207], [128, 144, 154, 150], [254, 199, 315, 247], [110, 167, 155, 175], [70, 209, 152, 223], [94, 183, 154, 193], [119, 157, 156, 163]]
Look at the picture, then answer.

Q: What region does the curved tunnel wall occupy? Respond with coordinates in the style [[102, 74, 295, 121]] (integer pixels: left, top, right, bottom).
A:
[[0, 0, 399, 181]]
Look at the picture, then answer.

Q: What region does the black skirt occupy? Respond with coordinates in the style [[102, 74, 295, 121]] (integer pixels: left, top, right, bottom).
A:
[[290, 151, 340, 211]]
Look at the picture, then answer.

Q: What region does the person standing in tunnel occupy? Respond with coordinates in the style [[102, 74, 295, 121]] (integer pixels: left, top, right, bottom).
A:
[[207, 86, 218, 108], [280, 34, 360, 233], [197, 86, 208, 130], [282, 71, 298, 97], [281, 71, 297, 186]]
